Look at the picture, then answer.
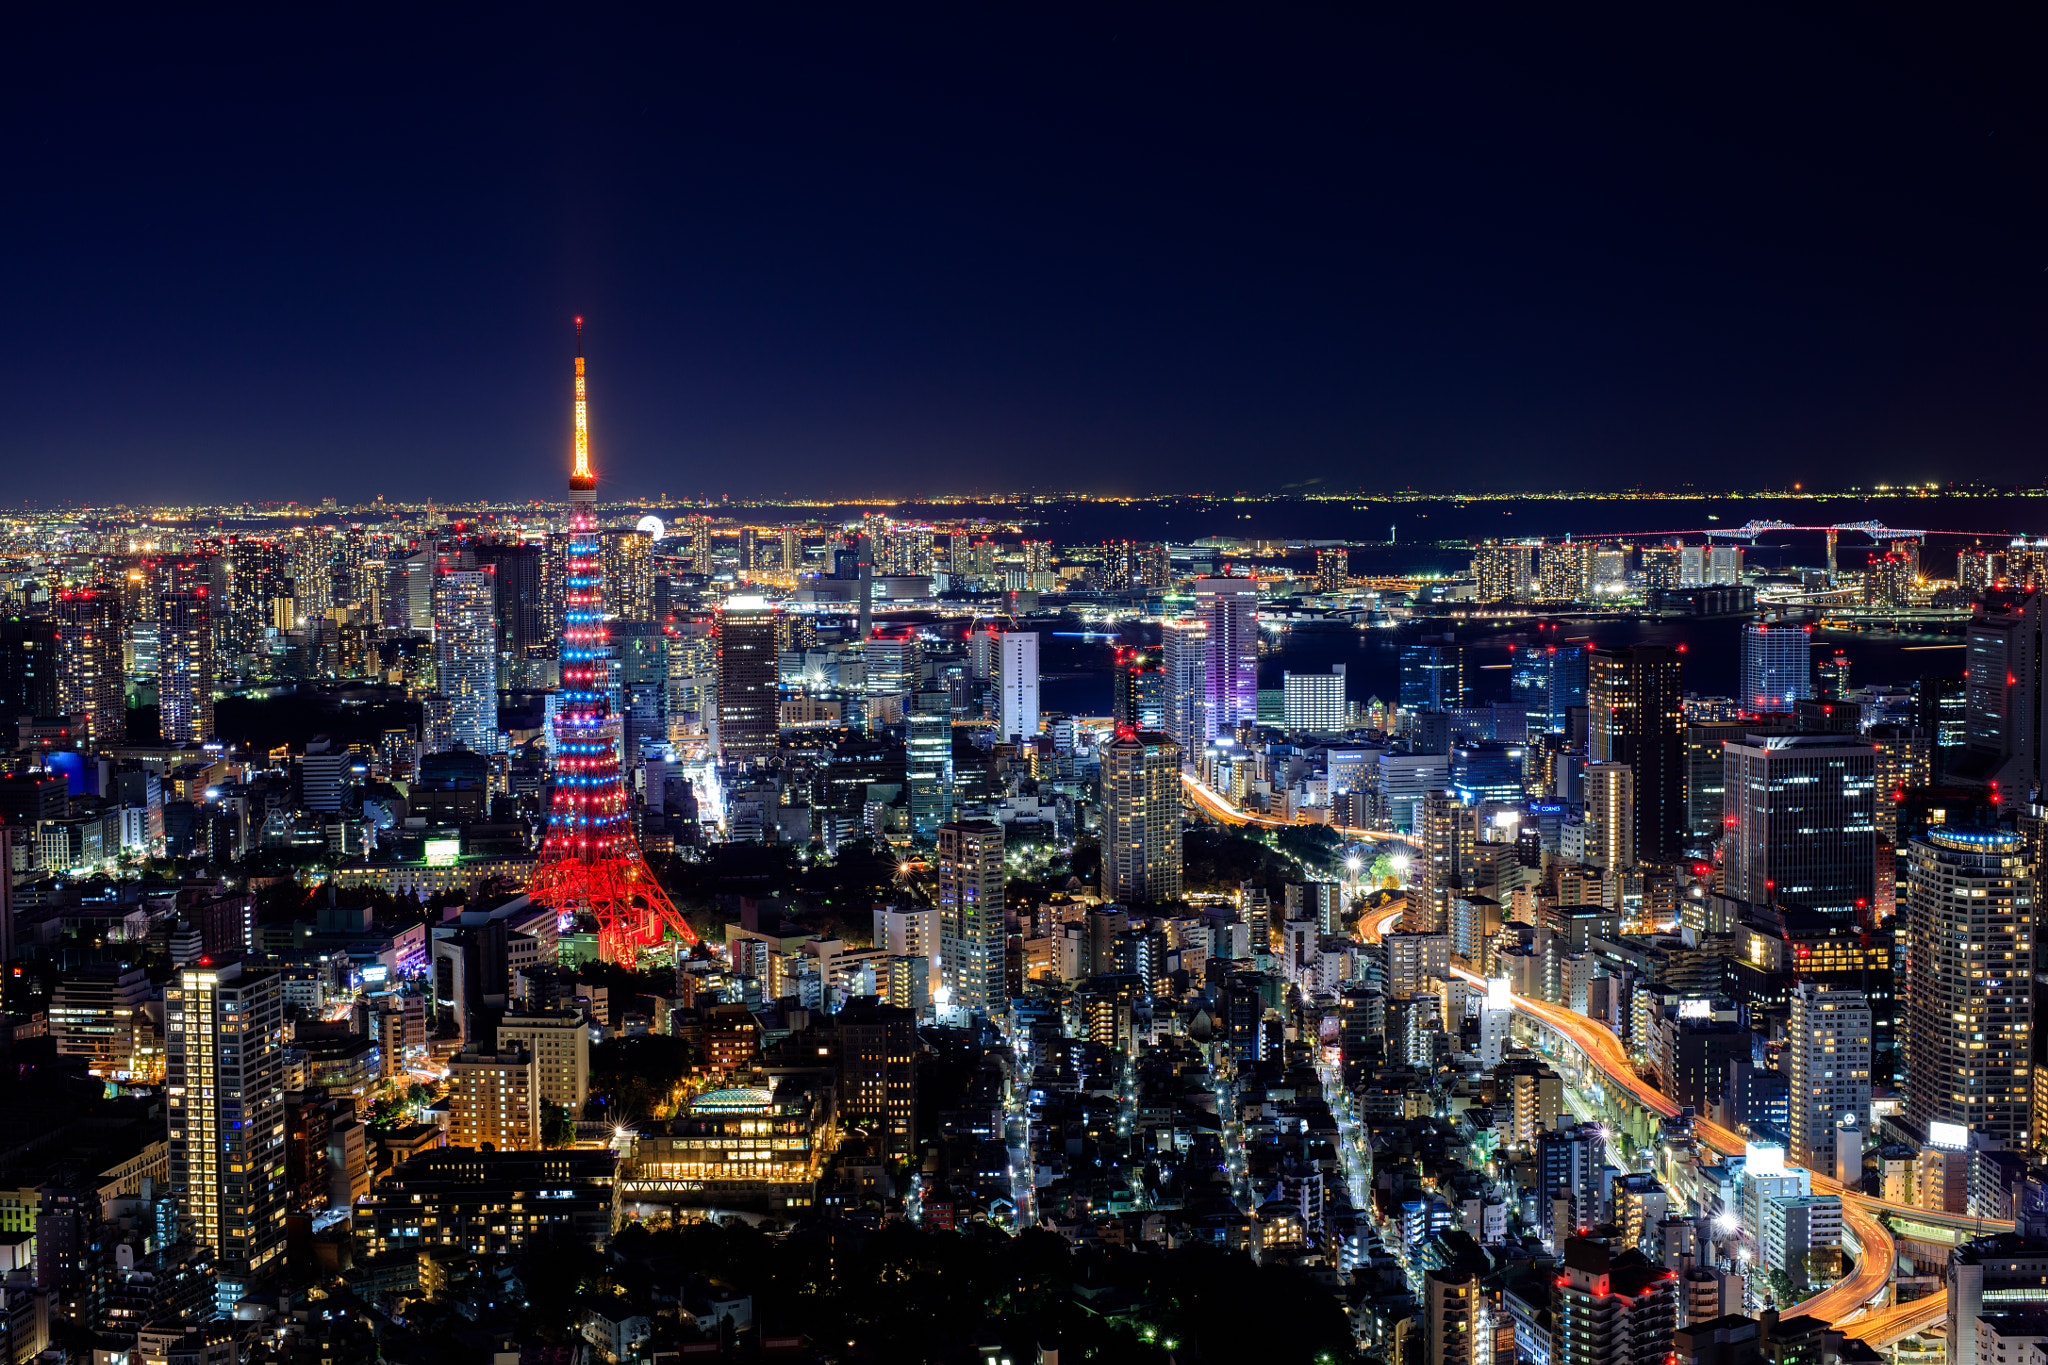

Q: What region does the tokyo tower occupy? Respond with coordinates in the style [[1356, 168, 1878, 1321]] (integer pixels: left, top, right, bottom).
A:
[[527, 319, 699, 965]]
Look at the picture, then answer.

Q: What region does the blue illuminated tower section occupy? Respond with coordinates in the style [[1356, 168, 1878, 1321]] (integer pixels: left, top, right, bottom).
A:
[[529, 319, 697, 964]]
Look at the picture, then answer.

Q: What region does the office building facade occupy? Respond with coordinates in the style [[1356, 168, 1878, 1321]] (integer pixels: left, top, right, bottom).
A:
[[1589, 646, 1684, 861], [1739, 620, 1811, 714], [715, 596, 779, 763], [1721, 734, 1878, 919]]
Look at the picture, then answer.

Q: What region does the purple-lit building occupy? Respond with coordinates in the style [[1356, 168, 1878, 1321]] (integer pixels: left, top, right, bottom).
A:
[[1194, 577, 1258, 738]]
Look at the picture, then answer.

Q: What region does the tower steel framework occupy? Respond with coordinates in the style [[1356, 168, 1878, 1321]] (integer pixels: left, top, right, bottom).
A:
[[527, 319, 699, 964]]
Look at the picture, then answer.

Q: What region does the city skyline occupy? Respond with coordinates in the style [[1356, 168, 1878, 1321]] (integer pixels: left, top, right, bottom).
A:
[[9, 8, 2048, 1364]]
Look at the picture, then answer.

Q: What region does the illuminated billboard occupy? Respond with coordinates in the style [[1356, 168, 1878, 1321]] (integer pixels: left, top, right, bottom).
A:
[[1744, 1140, 1786, 1176], [424, 838, 461, 867], [1928, 1121, 1969, 1151]]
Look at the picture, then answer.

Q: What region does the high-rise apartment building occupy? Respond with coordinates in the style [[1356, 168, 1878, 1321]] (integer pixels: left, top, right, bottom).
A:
[[449, 1046, 539, 1151], [1101, 730, 1182, 905], [1161, 618, 1209, 754], [1282, 666, 1346, 732], [1539, 543, 1592, 602], [53, 587, 123, 748], [1473, 542, 1534, 602], [1707, 545, 1743, 584], [1584, 763, 1635, 872], [998, 631, 1039, 744], [1721, 734, 1878, 919], [1786, 983, 1871, 1177], [714, 595, 779, 763], [1739, 619, 1812, 714], [1904, 827, 2032, 1149], [1193, 578, 1258, 735], [1316, 547, 1348, 594], [938, 821, 1006, 1015], [602, 529, 655, 625], [1424, 1264, 1485, 1365], [1550, 1238, 1678, 1365], [432, 569, 499, 754], [166, 960, 286, 1306], [1589, 646, 1684, 861], [158, 591, 215, 743]]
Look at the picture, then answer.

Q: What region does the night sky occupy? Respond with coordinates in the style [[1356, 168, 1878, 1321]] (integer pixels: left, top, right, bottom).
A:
[[6, 5, 2047, 504]]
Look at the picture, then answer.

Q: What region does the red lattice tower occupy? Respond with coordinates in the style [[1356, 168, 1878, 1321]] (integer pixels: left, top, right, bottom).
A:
[[527, 319, 699, 965]]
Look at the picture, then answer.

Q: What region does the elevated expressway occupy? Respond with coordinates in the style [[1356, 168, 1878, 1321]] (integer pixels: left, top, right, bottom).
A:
[[1183, 772, 1421, 846], [1353, 904, 1987, 1342]]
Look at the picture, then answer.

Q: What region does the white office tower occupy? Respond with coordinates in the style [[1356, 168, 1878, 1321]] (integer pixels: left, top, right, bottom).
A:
[[998, 631, 1039, 744], [1162, 617, 1210, 754], [1478, 977, 1511, 1069], [1283, 665, 1347, 732]]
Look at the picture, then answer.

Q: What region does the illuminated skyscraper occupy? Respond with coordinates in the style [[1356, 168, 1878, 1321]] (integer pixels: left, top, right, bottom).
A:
[[714, 595, 779, 762], [1283, 666, 1346, 732], [1721, 734, 1878, 919], [1539, 543, 1591, 602], [1401, 635, 1466, 711], [166, 960, 286, 1308], [1589, 646, 1684, 862], [603, 529, 655, 625], [938, 820, 1005, 1015], [1102, 730, 1182, 904], [1161, 618, 1208, 753], [53, 586, 123, 748], [158, 591, 215, 743], [906, 689, 954, 837], [1473, 542, 1533, 601], [998, 631, 1039, 743], [1904, 827, 2032, 1149], [1584, 762, 1635, 873], [432, 569, 499, 753], [1194, 577, 1258, 734], [1787, 983, 1871, 1177], [527, 321, 698, 965], [1114, 646, 1164, 731], [1740, 619, 1811, 713], [1316, 546, 1348, 594]]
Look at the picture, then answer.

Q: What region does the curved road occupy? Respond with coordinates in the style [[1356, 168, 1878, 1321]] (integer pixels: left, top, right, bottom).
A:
[[1355, 881, 1973, 1337], [1183, 772, 1421, 846]]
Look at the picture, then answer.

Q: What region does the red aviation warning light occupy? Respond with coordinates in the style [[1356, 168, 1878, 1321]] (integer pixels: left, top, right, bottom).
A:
[[528, 319, 698, 965]]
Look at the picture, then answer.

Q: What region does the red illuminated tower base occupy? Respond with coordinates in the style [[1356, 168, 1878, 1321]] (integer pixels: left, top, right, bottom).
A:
[[528, 320, 699, 965]]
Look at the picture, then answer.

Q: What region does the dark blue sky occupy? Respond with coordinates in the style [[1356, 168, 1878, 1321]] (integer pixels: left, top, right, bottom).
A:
[[6, 4, 2046, 504]]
